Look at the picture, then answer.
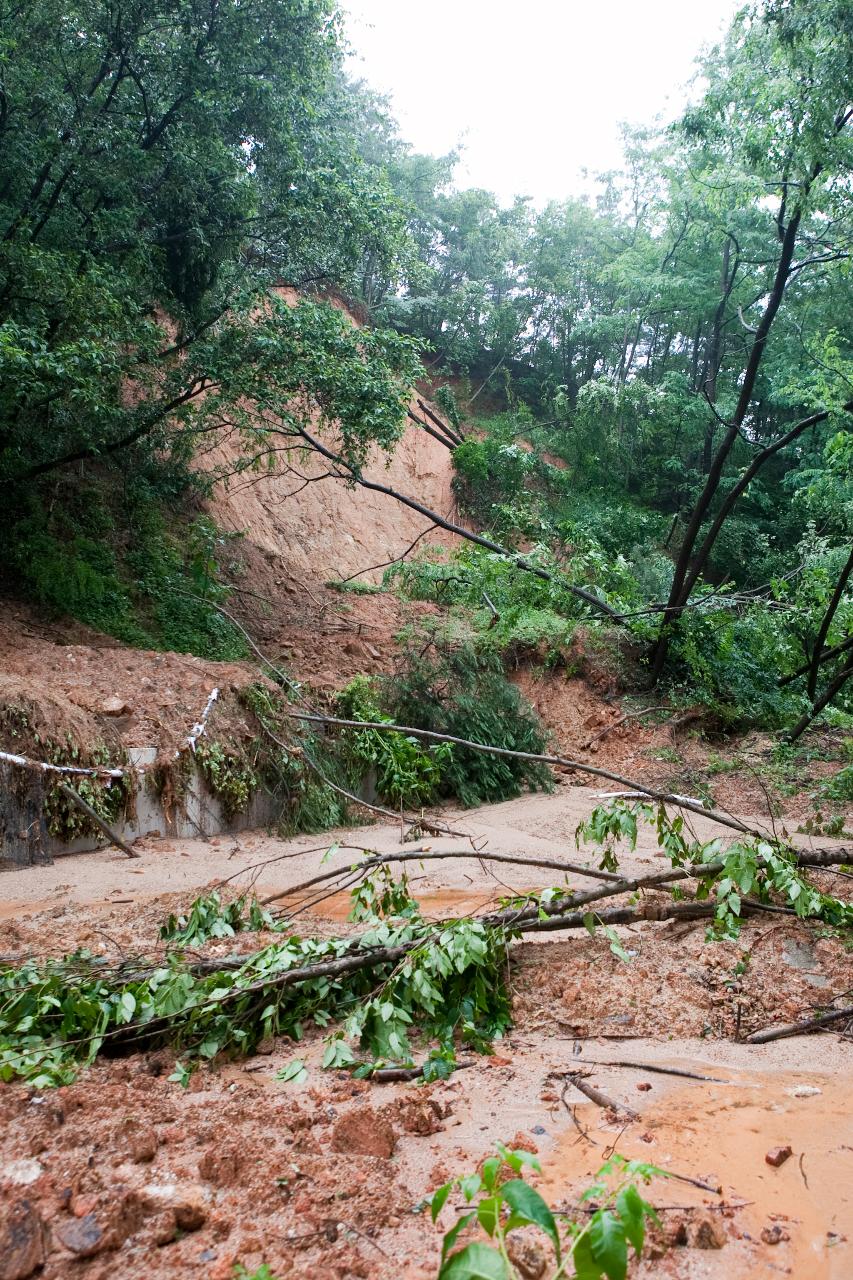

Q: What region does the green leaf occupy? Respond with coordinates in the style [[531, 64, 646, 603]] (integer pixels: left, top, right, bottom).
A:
[[590, 1209, 628, 1280], [439, 1242, 509, 1280], [167, 1060, 191, 1088], [615, 1184, 645, 1255], [430, 1182, 452, 1223], [460, 1174, 483, 1201], [477, 1194, 501, 1237], [501, 1180, 561, 1260], [570, 1232, 602, 1280], [440, 1212, 475, 1263], [275, 1059, 308, 1085], [497, 1145, 541, 1174]]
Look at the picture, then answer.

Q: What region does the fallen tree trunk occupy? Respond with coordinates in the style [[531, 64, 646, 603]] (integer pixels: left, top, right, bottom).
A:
[[291, 422, 623, 621], [58, 784, 139, 860], [259, 847, 623, 907], [746, 1004, 853, 1043]]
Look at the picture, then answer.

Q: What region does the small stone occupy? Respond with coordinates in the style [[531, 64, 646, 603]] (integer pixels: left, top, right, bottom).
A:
[[54, 1213, 104, 1258], [100, 696, 132, 716], [0, 1160, 43, 1187], [507, 1233, 547, 1279], [765, 1145, 793, 1168], [788, 1085, 822, 1098], [150, 1210, 178, 1246], [255, 1038, 275, 1056], [70, 1196, 96, 1218], [0, 1199, 45, 1280], [129, 1128, 158, 1163], [141, 1183, 208, 1232], [761, 1224, 790, 1245], [691, 1216, 726, 1250], [395, 1098, 444, 1136], [636, 1082, 652, 1092], [531, 1125, 547, 1136]]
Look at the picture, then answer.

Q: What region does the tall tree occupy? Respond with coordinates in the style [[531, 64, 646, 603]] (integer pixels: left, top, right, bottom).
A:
[[648, 0, 853, 678]]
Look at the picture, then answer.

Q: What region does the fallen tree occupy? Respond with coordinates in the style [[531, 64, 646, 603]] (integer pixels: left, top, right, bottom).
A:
[[3, 813, 851, 1088]]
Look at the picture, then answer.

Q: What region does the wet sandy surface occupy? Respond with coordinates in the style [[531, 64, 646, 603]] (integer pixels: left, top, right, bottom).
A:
[[0, 781, 829, 919]]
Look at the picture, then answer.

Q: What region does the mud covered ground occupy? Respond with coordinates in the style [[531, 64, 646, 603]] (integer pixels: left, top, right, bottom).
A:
[[1, 788, 852, 1280]]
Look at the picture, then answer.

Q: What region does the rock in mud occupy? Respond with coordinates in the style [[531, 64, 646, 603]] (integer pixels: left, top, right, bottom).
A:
[[54, 1213, 104, 1257], [761, 1223, 790, 1245], [690, 1215, 727, 1249], [100, 696, 132, 716], [765, 1145, 793, 1167], [0, 1199, 45, 1280], [0, 1161, 43, 1188], [395, 1097, 446, 1136], [141, 1182, 208, 1231], [330, 1108, 396, 1158], [507, 1231, 548, 1279]]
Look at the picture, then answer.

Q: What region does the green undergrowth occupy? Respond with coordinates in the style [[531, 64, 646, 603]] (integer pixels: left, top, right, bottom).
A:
[[2, 466, 247, 660], [383, 412, 853, 734], [159, 890, 284, 945], [387, 630, 551, 805], [333, 625, 552, 807], [0, 702, 133, 842], [334, 674, 454, 807]]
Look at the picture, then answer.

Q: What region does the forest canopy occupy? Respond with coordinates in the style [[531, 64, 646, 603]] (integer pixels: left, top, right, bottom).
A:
[[1, 0, 852, 733]]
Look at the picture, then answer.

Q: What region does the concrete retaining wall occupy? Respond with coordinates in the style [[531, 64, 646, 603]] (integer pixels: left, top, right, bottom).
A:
[[0, 750, 278, 868]]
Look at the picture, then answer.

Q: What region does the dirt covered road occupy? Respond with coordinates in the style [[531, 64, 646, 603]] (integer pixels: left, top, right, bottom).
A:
[[1, 785, 852, 1279]]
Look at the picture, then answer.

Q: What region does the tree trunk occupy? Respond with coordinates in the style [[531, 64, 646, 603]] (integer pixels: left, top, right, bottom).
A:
[[807, 542, 853, 699], [648, 205, 805, 682]]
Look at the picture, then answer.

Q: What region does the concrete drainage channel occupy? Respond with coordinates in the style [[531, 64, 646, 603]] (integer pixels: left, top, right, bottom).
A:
[[0, 748, 278, 869]]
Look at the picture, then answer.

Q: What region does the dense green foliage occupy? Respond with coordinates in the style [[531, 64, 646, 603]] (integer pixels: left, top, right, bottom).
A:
[[334, 675, 454, 807], [5, 794, 850, 1090], [387, 629, 552, 806], [372, 0, 853, 733], [0, 870, 511, 1087], [3, 0, 853, 737], [0, 0, 420, 645]]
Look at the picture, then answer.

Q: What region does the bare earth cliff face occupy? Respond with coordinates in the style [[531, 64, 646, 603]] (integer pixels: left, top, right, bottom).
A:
[[203, 402, 458, 583]]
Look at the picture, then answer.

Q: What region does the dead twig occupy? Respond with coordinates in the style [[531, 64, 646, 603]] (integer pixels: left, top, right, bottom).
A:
[[259, 846, 620, 907], [571, 1060, 727, 1084], [554, 1070, 639, 1119]]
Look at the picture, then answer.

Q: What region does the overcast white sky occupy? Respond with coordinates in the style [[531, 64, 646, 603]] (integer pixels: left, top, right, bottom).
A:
[[343, 0, 742, 205]]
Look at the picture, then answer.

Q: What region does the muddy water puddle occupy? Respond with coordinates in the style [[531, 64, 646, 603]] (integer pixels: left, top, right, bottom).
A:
[[302, 885, 513, 923], [541, 1069, 852, 1277]]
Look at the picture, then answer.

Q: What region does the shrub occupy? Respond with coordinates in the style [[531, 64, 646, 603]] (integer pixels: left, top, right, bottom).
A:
[[334, 675, 453, 807], [386, 630, 551, 807]]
